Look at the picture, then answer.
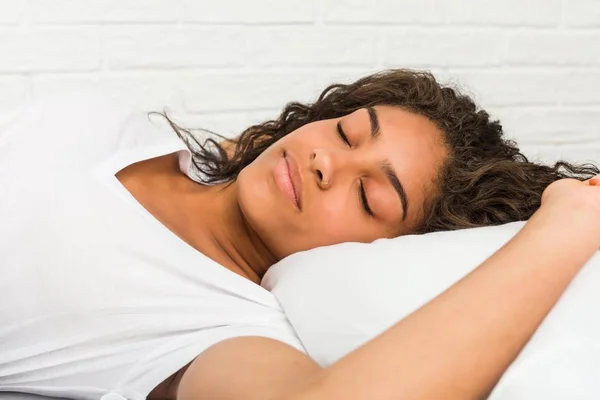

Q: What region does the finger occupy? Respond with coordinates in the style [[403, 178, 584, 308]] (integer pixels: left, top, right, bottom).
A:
[[589, 176, 600, 186]]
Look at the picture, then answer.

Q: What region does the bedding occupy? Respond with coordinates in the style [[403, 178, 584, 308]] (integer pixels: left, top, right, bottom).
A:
[[262, 221, 600, 399]]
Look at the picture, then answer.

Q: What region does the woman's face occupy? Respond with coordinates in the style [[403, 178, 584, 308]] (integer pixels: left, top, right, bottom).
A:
[[236, 106, 448, 260]]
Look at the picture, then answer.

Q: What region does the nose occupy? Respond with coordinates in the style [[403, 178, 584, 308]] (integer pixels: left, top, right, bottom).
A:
[[310, 149, 334, 189]]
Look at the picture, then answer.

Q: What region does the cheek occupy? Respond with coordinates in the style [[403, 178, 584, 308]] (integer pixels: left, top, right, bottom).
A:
[[235, 165, 278, 242], [311, 197, 380, 243], [237, 166, 270, 212], [316, 194, 355, 227]]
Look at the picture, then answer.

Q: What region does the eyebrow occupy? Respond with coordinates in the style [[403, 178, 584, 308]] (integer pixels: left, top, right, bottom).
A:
[[367, 107, 409, 221], [367, 107, 381, 140]]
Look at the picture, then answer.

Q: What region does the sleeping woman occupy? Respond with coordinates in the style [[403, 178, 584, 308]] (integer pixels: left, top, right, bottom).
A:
[[0, 69, 599, 400]]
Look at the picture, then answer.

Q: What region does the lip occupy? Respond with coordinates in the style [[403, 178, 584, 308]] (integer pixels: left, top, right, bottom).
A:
[[273, 150, 303, 211], [284, 151, 303, 210]]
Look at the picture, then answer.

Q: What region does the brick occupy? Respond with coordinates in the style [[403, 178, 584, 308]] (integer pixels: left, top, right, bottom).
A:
[[312, 67, 448, 98], [448, 70, 600, 108], [0, 77, 28, 110], [322, 0, 442, 23], [314, 69, 380, 92], [2, 0, 596, 168], [181, 0, 314, 23], [441, 0, 561, 26], [505, 33, 600, 65], [492, 106, 600, 164], [0, 0, 21, 25], [492, 107, 600, 145], [181, 72, 318, 112], [445, 71, 562, 107], [244, 109, 283, 128], [106, 27, 246, 69], [27, 0, 179, 23], [168, 109, 280, 140], [518, 143, 600, 165], [555, 71, 600, 104], [0, 28, 101, 72], [31, 73, 184, 111], [384, 29, 503, 67], [564, 0, 600, 27], [250, 28, 377, 67]]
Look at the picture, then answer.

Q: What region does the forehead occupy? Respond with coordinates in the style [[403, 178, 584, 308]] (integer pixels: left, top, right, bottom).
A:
[[375, 105, 443, 149], [368, 106, 447, 229]]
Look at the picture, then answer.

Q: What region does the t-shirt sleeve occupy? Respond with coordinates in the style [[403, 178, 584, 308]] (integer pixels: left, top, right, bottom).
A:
[[127, 323, 307, 400], [0, 89, 175, 175]]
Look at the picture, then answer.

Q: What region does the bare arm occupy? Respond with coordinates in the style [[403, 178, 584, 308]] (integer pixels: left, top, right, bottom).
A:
[[178, 179, 600, 400], [292, 198, 599, 399]]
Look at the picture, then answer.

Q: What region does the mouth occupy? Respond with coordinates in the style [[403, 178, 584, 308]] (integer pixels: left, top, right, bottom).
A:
[[285, 150, 303, 210], [274, 150, 302, 210]]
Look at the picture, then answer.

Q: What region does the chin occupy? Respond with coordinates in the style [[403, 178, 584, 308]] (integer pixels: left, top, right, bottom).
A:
[[238, 172, 302, 258], [237, 168, 277, 227]]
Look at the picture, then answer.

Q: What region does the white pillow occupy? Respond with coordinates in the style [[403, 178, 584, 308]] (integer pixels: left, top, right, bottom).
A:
[[262, 222, 600, 399]]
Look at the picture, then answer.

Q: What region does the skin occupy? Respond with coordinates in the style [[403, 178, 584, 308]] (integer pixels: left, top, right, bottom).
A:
[[119, 106, 447, 400], [236, 106, 447, 261], [118, 106, 448, 286], [120, 108, 600, 399], [175, 178, 600, 400]]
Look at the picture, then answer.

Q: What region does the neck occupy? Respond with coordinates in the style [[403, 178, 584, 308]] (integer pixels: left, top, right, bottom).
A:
[[186, 181, 278, 284]]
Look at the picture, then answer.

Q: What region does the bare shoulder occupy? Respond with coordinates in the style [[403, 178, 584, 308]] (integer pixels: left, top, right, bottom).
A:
[[176, 336, 320, 400]]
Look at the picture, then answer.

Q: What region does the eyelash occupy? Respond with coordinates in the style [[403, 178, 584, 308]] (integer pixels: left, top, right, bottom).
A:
[[336, 122, 350, 146], [359, 180, 374, 217], [337, 122, 373, 217]]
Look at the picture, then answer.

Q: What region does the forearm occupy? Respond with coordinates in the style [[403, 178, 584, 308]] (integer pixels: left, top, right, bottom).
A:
[[292, 206, 600, 399]]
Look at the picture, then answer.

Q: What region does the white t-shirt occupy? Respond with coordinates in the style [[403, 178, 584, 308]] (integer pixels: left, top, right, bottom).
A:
[[0, 91, 306, 400]]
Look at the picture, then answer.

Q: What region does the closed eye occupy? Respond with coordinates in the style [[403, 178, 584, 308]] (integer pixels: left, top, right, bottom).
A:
[[337, 122, 350, 147], [359, 180, 374, 217]]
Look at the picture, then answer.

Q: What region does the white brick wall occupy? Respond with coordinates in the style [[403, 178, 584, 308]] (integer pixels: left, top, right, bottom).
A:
[[0, 0, 599, 164]]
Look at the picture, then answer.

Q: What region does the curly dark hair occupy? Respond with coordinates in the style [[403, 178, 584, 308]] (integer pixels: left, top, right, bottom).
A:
[[153, 69, 599, 233]]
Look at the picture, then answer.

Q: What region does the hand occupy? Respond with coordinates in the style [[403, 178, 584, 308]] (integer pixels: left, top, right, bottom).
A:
[[542, 176, 600, 210], [540, 176, 600, 242]]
